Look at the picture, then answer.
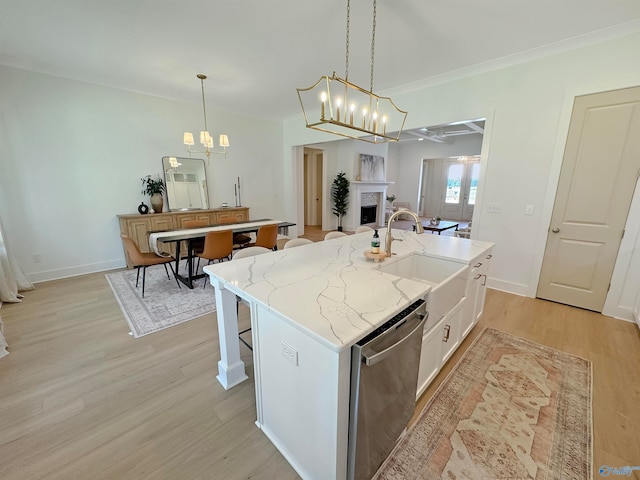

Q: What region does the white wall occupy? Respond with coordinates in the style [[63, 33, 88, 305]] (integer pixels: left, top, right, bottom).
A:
[[0, 65, 283, 282], [283, 30, 640, 321]]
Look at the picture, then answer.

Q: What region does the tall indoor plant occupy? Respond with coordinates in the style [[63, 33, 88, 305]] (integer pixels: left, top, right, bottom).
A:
[[141, 175, 165, 213], [331, 171, 350, 232]]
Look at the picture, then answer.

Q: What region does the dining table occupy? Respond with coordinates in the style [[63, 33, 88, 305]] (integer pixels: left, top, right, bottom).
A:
[[148, 219, 295, 288]]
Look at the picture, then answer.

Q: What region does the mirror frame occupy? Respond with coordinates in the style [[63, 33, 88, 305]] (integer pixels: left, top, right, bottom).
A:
[[162, 156, 210, 211]]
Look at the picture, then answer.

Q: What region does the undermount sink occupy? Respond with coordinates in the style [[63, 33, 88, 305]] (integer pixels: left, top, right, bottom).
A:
[[377, 254, 468, 332]]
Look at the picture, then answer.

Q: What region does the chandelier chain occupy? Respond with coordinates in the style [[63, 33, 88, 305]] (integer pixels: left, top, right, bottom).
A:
[[200, 77, 208, 133], [345, 0, 350, 81], [370, 0, 377, 92]]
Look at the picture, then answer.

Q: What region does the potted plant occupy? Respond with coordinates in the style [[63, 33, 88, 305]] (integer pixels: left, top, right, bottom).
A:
[[386, 194, 396, 206], [141, 175, 165, 213], [331, 171, 350, 232]]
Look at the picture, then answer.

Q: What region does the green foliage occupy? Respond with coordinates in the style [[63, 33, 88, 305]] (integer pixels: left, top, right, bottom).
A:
[[331, 171, 350, 227], [386, 194, 396, 203], [141, 175, 165, 196]]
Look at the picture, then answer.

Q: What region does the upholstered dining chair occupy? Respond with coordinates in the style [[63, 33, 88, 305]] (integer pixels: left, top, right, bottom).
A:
[[246, 224, 279, 250], [324, 231, 347, 240], [231, 245, 272, 350], [120, 233, 180, 298], [283, 238, 314, 249], [182, 219, 208, 260], [354, 226, 374, 233], [218, 216, 252, 248], [197, 230, 234, 288]]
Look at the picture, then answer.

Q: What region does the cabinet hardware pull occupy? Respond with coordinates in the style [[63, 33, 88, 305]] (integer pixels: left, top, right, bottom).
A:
[[474, 262, 482, 268], [482, 274, 487, 286], [474, 274, 482, 280], [486, 254, 493, 259], [443, 325, 450, 342]]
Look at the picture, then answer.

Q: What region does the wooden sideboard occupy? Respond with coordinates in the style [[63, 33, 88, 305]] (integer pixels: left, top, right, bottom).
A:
[[118, 207, 249, 268]]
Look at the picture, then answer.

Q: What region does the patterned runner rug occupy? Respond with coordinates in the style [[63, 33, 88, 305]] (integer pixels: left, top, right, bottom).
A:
[[106, 264, 216, 338], [375, 327, 592, 480]]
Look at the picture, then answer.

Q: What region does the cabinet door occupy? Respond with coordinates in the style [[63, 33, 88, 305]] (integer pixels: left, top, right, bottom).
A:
[[416, 317, 446, 398], [440, 298, 465, 365], [216, 210, 246, 223]]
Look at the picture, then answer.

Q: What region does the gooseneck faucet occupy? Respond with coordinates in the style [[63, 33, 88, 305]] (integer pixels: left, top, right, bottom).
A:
[[385, 210, 424, 257]]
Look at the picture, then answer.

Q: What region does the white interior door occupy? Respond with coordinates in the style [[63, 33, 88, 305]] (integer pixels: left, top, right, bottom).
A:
[[537, 86, 640, 311]]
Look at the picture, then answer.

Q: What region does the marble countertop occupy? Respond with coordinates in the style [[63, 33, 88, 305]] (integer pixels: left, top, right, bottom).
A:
[[204, 228, 494, 352]]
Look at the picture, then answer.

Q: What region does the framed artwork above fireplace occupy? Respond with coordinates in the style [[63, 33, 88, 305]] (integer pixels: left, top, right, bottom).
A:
[[359, 154, 385, 182]]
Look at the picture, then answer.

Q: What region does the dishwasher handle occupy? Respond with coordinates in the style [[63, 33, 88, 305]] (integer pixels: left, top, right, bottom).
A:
[[362, 313, 427, 366]]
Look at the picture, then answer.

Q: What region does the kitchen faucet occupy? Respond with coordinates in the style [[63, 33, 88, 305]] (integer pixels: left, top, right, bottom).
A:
[[385, 210, 424, 257]]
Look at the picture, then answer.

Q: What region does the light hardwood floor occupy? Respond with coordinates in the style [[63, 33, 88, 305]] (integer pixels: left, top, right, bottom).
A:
[[1, 264, 639, 478]]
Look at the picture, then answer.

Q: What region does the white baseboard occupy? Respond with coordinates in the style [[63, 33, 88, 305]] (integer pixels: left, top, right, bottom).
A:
[[486, 277, 529, 297], [28, 259, 125, 284]]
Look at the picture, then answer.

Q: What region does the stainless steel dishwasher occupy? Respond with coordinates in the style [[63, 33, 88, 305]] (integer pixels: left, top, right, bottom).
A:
[[347, 299, 427, 480]]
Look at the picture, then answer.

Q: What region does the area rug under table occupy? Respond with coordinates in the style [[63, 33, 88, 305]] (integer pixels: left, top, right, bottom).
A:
[[106, 265, 216, 338], [375, 327, 592, 480]]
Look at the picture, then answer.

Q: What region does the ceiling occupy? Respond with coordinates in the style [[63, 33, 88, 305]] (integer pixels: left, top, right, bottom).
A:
[[1, 1, 640, 122]]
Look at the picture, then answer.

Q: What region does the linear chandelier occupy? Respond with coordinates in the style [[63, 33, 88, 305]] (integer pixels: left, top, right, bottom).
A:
[[297, 0, 407, 143], [183, 74, 229, 161]]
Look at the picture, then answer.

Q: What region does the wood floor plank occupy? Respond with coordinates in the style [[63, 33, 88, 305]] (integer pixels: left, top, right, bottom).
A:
[[1, 269, 639, 479]]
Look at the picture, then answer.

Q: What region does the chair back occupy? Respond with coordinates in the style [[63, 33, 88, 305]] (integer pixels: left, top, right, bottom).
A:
[[233, 246, 271, 260], [324, 231, 347, 241], [355, 226, 374, 233], [120, 233, 145, 265], [283, 238, 313, 249], [255, 224, 278, 249], [183, 219, 208, 228], [200, 230, 234, 261]]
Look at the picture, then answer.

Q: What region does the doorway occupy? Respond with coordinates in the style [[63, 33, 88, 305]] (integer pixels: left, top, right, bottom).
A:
[[303, 148, 323, 227], [537, 86, 640, 312], [419, 156, 480, 221]]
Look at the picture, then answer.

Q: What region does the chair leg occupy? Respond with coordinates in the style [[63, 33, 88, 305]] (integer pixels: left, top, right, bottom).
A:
[[141, 266, 147, 298], [167, 263, 181, 289], [135, 266, 141, 287], [202, 259, 212, 289], [163, 263, 170, 280]]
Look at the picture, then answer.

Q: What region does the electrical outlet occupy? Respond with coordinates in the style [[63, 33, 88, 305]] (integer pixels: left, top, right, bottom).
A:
[[525, 205, 534, 215], [32, 253, 41, 263], [487, 203, 502, 214], [281, 341, 298, 366]]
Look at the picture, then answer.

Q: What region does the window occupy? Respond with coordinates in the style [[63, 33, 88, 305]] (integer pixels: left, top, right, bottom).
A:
[[468, 163, 480, 205], [445, 164, 463, 204]]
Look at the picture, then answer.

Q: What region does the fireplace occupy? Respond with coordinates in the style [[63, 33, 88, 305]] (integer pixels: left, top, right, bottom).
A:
[[351, 181, 393, 229], [360, 205, 377, 225]]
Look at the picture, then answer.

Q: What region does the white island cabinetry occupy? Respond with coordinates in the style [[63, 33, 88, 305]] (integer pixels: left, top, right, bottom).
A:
[[204, 229, 494, 480]]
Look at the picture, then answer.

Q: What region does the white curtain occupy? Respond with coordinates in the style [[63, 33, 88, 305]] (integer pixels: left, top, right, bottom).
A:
[[0, 215, 34, 358]]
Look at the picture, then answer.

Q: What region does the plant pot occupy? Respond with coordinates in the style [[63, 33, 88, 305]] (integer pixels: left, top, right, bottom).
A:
[[150, 193, 163, 213]]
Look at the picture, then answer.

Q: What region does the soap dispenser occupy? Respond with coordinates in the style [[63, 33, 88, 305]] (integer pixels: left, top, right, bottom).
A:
[[371, 229, 380, 254]]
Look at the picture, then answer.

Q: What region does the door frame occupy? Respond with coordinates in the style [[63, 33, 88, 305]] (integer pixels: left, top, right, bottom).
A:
[[531, 79, 640, 320]]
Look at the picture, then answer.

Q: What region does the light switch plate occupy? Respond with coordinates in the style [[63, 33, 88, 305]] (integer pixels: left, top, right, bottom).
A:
[[487, 203, 502, 214]]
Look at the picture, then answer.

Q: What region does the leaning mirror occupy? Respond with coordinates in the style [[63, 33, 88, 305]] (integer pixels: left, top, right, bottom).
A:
[[162, 156, 209, 210]]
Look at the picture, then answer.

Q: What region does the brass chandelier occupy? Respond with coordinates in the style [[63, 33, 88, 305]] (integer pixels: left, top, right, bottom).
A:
[[297, 0, 407, 143], [183, 74, 229, 161]]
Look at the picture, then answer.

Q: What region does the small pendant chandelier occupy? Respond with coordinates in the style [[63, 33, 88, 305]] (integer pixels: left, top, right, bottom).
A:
[[297, 0, 407, 143], [183, 74, 229, 161]]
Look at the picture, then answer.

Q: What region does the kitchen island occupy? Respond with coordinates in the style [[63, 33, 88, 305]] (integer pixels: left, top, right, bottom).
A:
[[204, 228, 494, 479]]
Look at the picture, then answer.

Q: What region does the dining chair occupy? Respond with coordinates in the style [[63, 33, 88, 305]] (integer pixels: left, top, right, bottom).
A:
[[324, 231, 347, 240], [218, 216, 252, 248], [182, 219, 208, 255], [354, 226, 374, 233], [120, 233, 180, 298], [283, 238, 314, 249], [197, 230, 234, 288], [246, 224, 279, 250], [231, 245, 272, 350]]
